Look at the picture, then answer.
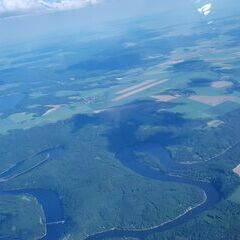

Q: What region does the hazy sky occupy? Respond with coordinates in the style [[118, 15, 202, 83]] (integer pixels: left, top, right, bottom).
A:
[[0, 0, 239, 45]]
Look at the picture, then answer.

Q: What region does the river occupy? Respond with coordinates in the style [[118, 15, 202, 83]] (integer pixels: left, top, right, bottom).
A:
[[0, 139, 221, 240]]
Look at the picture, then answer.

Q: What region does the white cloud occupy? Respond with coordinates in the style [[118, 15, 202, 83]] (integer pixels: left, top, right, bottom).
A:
[[0, 0, 100, 18], [198, 3, 212, 16]]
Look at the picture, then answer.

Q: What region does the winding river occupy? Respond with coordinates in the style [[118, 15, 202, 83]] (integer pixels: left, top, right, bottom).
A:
[[0, 146, 66, 240], [85, 142, 221, 240], [0, 140, 221, 240]]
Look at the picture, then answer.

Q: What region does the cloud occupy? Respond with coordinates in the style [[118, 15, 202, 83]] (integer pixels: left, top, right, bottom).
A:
[[0, 0, 100, 18], [197, 3, 212, 16]]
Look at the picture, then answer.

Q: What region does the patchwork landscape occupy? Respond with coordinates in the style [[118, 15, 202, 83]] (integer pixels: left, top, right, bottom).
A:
[[0, 10, 240, 240]]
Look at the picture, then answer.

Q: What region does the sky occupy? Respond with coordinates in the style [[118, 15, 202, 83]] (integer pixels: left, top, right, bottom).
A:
[[0, 0, 196, 43], [0, 0, 239, 46]]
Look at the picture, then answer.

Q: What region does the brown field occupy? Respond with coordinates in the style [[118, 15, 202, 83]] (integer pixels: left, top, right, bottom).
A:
[[207, 120, 224, 128], [189, 95, 239, 106], [211, 81, 233, 88], [233, 164, 240, 177], [152, 95, 179, 102]]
